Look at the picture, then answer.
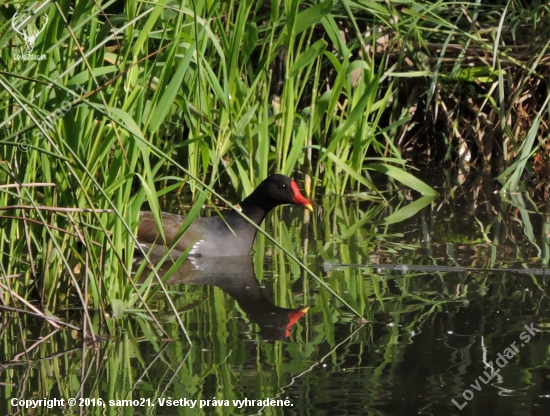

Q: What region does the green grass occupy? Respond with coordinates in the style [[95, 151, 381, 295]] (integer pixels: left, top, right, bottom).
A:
[[2, 0, 548, 336]]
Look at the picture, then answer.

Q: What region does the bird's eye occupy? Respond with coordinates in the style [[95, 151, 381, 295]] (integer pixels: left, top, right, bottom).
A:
[[279, 184, 287, 190]]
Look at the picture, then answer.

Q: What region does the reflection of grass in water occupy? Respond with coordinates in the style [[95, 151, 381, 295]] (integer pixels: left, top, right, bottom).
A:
[[317, 182, 550, 320], [2, 192, 549, 415], [2, 1, 550, 412], [1, 0, 446, 337]]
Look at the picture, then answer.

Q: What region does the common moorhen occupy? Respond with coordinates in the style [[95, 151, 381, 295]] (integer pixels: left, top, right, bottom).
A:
[[137, 174, 312, 257]]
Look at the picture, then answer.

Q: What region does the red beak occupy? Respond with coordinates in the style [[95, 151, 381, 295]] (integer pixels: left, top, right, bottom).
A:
[[291, 181, 313, 211]]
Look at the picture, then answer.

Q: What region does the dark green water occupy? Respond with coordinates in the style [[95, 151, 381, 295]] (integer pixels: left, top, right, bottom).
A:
[[2, 174, 550, 415]]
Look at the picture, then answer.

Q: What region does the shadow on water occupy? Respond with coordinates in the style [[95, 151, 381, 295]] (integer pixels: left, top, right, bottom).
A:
[[2, 170, 550, 415]]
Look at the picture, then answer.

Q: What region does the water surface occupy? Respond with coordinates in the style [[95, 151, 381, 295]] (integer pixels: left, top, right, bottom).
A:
[[2, 172, 550, 415]]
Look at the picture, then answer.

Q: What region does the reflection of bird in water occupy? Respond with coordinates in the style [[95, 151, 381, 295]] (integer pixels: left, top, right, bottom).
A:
[[135, 255, 308, 340]]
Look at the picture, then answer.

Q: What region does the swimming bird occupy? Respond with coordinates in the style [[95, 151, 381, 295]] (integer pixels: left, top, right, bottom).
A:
[[137, 174, 312, 257]]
